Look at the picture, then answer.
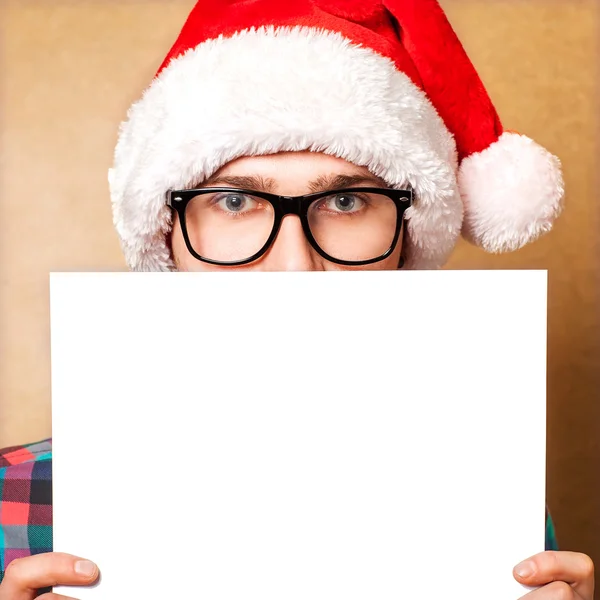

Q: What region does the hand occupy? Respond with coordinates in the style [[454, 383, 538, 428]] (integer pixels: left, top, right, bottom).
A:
[[0, 552, 99, 600], [514, 551, 594, 599]]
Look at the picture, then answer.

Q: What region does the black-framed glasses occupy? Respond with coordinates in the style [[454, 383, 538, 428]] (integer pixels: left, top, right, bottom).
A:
[[167, 187, 413, 266]]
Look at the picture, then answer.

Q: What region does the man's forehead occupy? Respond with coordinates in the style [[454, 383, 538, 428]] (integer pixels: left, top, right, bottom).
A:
[[202, 153, 387, 191]]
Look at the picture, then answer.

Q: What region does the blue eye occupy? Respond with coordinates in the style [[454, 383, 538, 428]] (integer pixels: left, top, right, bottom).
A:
[[208, 192, 265, 216], [320, 193, 366, 214], [333, 194, 357, 212], [222, 194, 247, 212]]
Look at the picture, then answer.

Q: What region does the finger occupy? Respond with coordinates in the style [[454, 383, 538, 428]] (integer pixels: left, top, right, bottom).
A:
[[519, 580, 575, 599], [37, 595, 80, 600], [0, 553, 98, 600], [514, 552, 594, 600]]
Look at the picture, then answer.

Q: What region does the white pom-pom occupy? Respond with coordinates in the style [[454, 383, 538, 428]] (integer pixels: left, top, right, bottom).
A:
[[458, 131, 564, 253]]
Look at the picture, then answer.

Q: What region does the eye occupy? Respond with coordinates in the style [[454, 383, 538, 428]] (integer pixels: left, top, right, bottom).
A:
[[326, 193, 365, 213], [216, 193, 257, 213]]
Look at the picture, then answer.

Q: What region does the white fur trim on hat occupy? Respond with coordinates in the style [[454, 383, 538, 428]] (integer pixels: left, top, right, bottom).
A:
[[458, 131, 564, 253], [109, 26, 462, 271]]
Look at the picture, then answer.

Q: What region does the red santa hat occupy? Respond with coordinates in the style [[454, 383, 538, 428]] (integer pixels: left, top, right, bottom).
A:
[[109, 0, 564, 271]]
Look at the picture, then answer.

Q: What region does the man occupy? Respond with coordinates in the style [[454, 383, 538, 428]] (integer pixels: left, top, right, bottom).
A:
[[0, 0, 594, 598]]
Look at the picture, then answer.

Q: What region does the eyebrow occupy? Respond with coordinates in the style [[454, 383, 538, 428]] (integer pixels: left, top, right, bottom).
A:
[[201, 175, 278, 192], [307, 173, 388, 193], [199, 172, 388, 194]]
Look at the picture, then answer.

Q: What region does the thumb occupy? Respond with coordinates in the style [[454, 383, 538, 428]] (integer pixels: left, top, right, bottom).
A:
[[0, 553, 98, 600]]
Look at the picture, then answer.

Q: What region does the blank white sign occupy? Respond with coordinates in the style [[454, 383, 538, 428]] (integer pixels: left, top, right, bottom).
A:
[[51, 271, 547, 599]]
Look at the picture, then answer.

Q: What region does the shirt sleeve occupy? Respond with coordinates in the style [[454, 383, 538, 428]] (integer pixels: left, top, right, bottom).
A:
[[0, 439, 53, 585], [545, 508, 559, 551]]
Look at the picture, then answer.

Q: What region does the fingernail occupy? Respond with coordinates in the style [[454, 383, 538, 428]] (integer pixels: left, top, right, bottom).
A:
[[514, 561, 534, 579], [75, 560, 97, 577]]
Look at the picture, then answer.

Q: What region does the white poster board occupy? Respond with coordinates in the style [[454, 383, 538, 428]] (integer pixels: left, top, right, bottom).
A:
[[50, 271, 547, 599]]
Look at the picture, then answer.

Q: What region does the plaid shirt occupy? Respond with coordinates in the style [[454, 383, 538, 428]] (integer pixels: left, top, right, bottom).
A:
[[0, 440, 52, 583], [0, 439, 559, 585]]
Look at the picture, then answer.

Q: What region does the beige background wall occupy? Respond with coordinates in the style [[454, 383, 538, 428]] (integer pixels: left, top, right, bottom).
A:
[[1, 0, 598, 587]]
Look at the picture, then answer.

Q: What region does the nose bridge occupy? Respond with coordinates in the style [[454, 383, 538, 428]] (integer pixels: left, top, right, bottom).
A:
[[280, 195, 302, 217], [268, 209, 316, 270]]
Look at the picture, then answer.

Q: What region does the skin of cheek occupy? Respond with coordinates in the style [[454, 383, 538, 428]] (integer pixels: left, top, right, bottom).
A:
[[169, 214, 404, 272]]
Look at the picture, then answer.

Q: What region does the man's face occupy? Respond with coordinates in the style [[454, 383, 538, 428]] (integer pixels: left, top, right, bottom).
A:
[[171, 151, 404, 271]]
